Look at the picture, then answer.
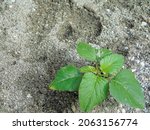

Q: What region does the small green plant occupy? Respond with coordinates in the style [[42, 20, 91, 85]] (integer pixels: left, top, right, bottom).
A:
[[49, 42, 145, 112]]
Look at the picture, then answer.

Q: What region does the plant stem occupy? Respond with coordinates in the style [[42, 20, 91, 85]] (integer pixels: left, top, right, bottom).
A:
[[96, 63, 101, 76]]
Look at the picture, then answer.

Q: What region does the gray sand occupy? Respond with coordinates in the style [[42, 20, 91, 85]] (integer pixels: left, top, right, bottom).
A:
[[0, 0, 150, 112]]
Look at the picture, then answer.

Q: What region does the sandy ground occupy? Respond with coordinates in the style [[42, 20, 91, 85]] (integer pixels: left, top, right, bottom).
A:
[[0, 0, 150, 112]]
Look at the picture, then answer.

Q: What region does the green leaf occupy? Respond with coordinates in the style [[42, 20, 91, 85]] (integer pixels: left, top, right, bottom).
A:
[[97, 48, 112, 60], [79, 72, 109, 112], [109, 69, 145, 109], [100, 54, 124, 74], [77, 42, 96, 61], [49, 65, 82, 91], [80, 66, 97, 73]]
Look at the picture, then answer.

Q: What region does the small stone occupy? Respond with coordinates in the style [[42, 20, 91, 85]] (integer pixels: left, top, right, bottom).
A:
[[117, 109, 121, 113], [4, 71, 8, 75], [18, 59, 24, 64], [140, 61, 145, 67], [9, 5, 13, 8], [27, 94, 32, 98], [135, 108, 141, 112], [131, 69, 136, 72], [119, 104, 123, 108], [11, 0, 16, 3], [131, 57, 135, 61], [106, 9, 111, 13], [136, 60, 140, 64], [71, 105, 76, 112], [141, 22, 147, 27], [124, 47, 128, 50], [121, 109, 126, 113]]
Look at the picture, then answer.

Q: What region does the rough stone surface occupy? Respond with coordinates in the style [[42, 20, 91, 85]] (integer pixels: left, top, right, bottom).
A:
[[0, 0, 150, 112]]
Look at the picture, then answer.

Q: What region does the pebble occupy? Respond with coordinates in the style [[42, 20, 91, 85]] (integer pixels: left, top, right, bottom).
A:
[[71, 105, 76, 112], [131, 57, 135, 61], [117, 109, 121, 113], [106, 9, 111, 12], [131, 69, 136, 72], [119, 104, 123, 108], [141, 21, 147, 27], [9, 5, 13, 8], [136, 60, 140, 64], [11, 0, 16, 3], [121, 109, 126, 113], [18, 59, 24, 64], [124, 47, 128, 50], [106, 9, 111, 15], [140, 61, 145, 67], [135, 108, 141, 112], [27, 94, 32, 98]]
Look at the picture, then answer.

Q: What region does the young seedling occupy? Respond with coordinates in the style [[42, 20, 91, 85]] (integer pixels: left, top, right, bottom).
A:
[[49, 42, 145, 112]]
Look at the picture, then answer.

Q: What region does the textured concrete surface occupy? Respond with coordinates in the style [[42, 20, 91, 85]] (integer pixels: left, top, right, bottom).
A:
[[0, 0, 150, 112]]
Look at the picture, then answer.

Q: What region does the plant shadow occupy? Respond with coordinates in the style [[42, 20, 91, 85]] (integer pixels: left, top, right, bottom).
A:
[[17, 48, 79, 112]]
